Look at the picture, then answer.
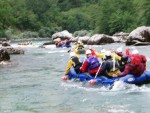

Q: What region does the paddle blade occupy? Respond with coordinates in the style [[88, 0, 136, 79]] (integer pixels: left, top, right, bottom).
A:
[[88, 79, 97, 86], [61, 76, 68, 81]]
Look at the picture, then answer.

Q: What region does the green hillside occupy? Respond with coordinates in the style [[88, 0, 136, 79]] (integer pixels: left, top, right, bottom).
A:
[[0, 0, 149, 38]]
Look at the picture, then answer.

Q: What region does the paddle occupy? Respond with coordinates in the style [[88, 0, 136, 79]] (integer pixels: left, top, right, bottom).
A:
[[95, 62, 103, 79], [89, 62, 103, 86], [113, 51, 116, 71], [61, 76, 68, 81]]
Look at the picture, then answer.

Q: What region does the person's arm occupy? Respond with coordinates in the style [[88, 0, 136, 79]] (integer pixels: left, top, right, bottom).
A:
[[126, 48, 131, 56], [116, 65, 130, 77], [80, 60, 88, 72], [65, 60, 73, 75], [111, 53, 121, 61], [95, 51, 105, 59]]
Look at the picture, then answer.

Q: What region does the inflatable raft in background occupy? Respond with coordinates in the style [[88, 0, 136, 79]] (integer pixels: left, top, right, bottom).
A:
[[62, 68, 150, 86], [56, 44, 71, 48], [74, 48, 86, 54]]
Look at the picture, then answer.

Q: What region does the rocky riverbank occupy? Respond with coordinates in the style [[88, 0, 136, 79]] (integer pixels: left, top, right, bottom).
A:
[[48, 26, 150, 46]]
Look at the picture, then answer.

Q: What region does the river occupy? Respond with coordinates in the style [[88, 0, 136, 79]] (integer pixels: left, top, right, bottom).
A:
[[0, 42, 150, 113]]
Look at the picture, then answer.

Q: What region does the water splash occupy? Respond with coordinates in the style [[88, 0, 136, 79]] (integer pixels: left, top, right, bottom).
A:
[[61, 79, 150, 93]]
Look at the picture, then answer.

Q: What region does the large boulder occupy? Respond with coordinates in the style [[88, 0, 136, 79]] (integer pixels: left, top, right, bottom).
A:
[[87, 34, 114, 45], [0, 49, 10, 61], [78, 36, 90, 44], [2, 42, 10, 47], [53, 38, 61, 42], [6, 47, 24, 54], [52, 30, 73, 40], [0, 46, 24, 55], [112, 32, 129, 42], [70, 37, 78, 42], [126, 26, 150, 46]]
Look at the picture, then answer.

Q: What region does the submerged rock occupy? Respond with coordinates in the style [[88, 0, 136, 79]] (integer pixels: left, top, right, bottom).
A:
[[42, 41, 55, 45], [38, 45, 45, 48]]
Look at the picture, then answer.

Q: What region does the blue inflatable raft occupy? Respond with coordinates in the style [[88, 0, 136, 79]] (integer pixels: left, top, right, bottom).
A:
[[65, 68, 150, 86], [56, 44, 71, 48]]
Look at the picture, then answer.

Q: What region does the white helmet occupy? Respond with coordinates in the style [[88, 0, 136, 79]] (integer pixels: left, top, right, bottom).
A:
[[116, 47, 122, 53], [105, 51, 111, 56], [132, 49, 139, 54], [86, 50, 92, 54], [101, 49, 106, 53], [70, 52, 76, 57], [78, 40, 81, 44]]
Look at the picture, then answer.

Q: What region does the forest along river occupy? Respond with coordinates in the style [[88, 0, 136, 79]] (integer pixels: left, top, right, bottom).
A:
[[0, 43, 150, 113]]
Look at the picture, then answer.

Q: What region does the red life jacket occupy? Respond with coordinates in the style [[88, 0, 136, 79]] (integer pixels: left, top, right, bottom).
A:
[[139, 54, 147, 70], [129, 63, 145, 76], [139, 54, 147, 63], [125, 48, 147, 65], [129, 55, 145, 76], [130, 54, 147, 70], [130, 55, 141, 66]]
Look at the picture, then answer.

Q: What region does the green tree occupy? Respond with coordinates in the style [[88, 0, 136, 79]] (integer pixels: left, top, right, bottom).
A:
[[140, 0, 150, 25], [61, 12, 90, 33], [25, 0, 60, 28], [0, 0, 14, 30], [95, 0, 137, 34], [108, 10, 136, 34]]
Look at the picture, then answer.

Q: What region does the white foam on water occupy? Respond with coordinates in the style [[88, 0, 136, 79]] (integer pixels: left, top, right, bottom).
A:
[[60, 81, 100, 92], [147, 57, 150, 61], [60, 54, 64, 57], [61, 79, 150, 93], [61, 79, 113, 92], [111, 81, 130, 91], [111, 80, 150, 93], [48, 50, 67, 54], [108, 108, 135, 113], [44, 45, 56, 48]]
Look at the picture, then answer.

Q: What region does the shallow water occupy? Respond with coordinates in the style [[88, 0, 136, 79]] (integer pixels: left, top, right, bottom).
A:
[[0, 43, 150, 113]]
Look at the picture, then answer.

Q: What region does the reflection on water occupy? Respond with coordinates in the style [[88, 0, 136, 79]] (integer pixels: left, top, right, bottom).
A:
[[0, 43, 150, 113]]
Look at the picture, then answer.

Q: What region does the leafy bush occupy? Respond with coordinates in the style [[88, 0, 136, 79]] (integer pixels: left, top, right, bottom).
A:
[[73, 30, 93, 37], [38, 27, 52, 38], [0, 30, 6, 38], [5, 28, 14, 39], [20, 31, 39, 38]]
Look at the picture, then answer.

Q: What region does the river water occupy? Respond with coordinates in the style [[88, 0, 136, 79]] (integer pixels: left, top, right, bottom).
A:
[[0, 42, 150, 113]]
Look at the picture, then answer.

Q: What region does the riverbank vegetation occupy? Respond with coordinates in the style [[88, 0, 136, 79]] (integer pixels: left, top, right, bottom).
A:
[[0, 0, 149, 39]]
